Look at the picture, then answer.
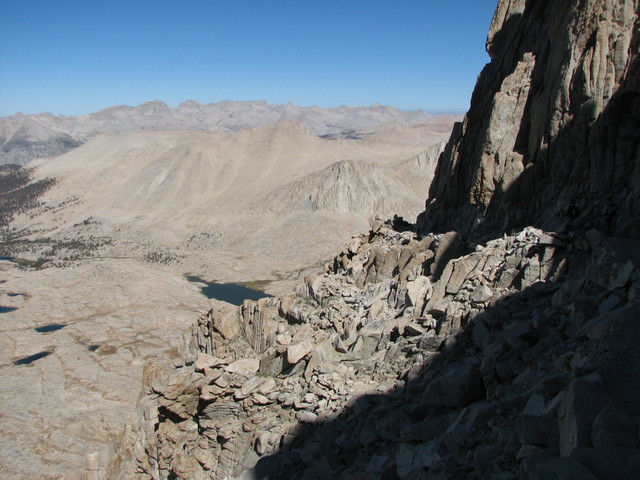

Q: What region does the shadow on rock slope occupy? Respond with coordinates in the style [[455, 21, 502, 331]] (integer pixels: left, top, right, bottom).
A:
[[113, 218, 640, 480], [107, 0, 640, 479], [251, 234, 640, 480]]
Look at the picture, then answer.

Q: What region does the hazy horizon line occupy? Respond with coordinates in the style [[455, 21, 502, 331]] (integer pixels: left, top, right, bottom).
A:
[[1, 99, 467, 119]]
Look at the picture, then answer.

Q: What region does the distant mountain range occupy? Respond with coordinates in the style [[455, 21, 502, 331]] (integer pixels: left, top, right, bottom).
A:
[[0, 100, 460, 166]]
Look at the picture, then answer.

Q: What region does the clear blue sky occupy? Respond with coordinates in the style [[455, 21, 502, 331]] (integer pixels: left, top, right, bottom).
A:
[[0, 0, 497, 117]]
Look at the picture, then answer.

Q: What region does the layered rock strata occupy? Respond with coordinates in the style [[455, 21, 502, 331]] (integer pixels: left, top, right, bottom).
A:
[[111, 0, 640, 478]]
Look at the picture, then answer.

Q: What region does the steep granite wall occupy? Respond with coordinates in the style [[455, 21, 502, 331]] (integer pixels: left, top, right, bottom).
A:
[[419, 0, 640, 239]]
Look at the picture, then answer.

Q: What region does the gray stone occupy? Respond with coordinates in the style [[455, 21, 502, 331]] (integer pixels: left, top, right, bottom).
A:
[[585, 229, 604, 249], [517, 444, 545, 460], [375, 410, 409, 442], [496, 360, 515, 382], [200, 384, 224, 401], [170, 450, 204, 480], [628, 279, 640, 301], [405, 275, 432, 310], [598, 294, 624, 315], [472, 320, 491, 349], [591, 406, 638, 448], [571, 446, 640, 480], [542, 373, 571, 396], [417, 331, 443, 351], [200, 400, 241, 421], [489, 473, 518, 480], [496, 267, 519, 289], [495, 321, 532, 346], [445, 254, 482, 295], [296, 411, 318, 423], [537, 233, 568, 247], [577, 313, 614, 340], [254, 431, 275, 456], [240, 376, 275, 397], [286, 339, 313, 365], [558, 378, 609, 457], [152, 367, 195, 401], [225, 358, 260, 374], [472, 285, 494, 303], [400, 415, 451, 442], [604, 237, 640, 269], [518, 448, 560, 478], [534, 457, 600, 480], [193, 353, 225, 372], [518, 415, 560, 448], [251, 393, 272, 405], [430, 231, 461, 276], [403, 322, 425, 336], [395, 441, 441, 478], [421, 360, 484, 408], [304, 345, 327, 381], [472, 444, 502, 471], [332, 335, 348, 353], [520, 256, 541, 289], [428, 297, 451, 316], [238, 449, 260, 472], [522, 394, 547, 416], [210, 300, 240, 340], [352, 320, 386, 357], [609, 260, 635, 290], [259, 347, 284, 376]]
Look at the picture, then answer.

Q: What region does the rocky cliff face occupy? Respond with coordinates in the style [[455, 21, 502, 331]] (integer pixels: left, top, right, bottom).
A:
[[420, 0, 640, 240], [110, 1, 640, 479]]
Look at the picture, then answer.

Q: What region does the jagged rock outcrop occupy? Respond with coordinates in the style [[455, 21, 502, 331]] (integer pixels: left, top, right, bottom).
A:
[[420, 0, 640, 239], [255, 144, 442, 216], [110, 1, 640, 479], [116, 220, 640, 480]]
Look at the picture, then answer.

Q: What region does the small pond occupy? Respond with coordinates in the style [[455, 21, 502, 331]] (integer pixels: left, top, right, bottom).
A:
[[0, 256, 37, 267], [0, 306, 17, 313], [14, 351, 52, 365], [186, 275, 272, 306], [87, 344, 117, 355], [35, 324, 66, 333]]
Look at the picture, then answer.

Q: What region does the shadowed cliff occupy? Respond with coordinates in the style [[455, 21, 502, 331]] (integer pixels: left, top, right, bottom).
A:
[[419, 0, 640, 240]]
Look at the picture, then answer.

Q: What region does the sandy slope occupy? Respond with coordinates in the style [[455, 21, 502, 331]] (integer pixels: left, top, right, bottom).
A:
[[20, 120, 447, 284]]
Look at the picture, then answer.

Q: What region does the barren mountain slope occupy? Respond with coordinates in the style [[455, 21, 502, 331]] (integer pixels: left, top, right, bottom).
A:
[[16, 121, 444, 282], [0, 116, 81, 165]]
